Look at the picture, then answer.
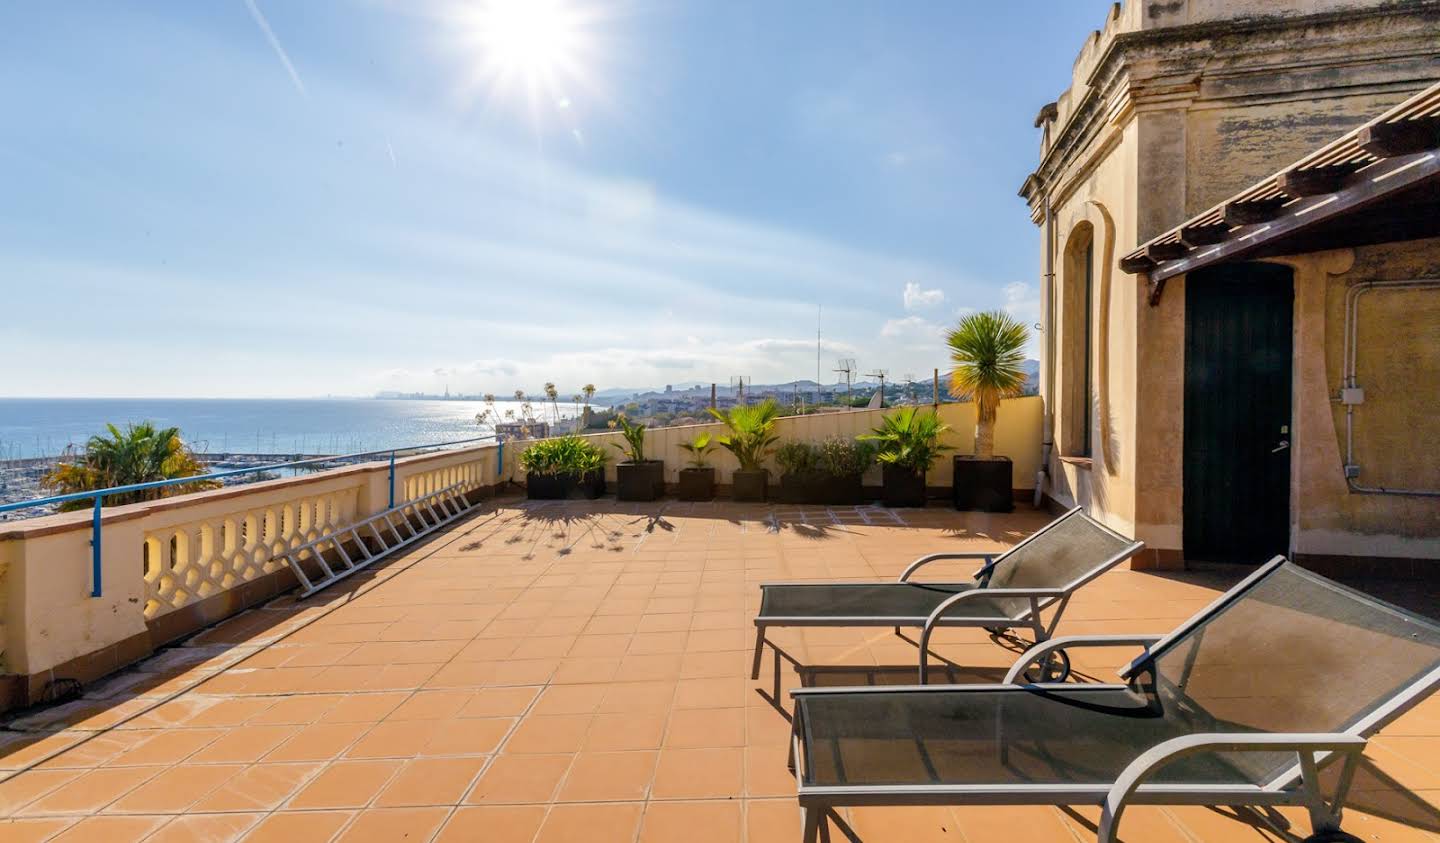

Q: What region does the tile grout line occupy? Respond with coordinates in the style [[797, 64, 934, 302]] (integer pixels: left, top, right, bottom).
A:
[[8, 504, 521, 835]]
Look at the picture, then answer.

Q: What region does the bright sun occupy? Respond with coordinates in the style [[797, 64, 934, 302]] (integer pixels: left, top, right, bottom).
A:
[[453, 0, 594, 107], [477, 0, 579, 78]]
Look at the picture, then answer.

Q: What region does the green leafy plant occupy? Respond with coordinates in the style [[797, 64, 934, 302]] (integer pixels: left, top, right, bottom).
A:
[[947, 310, 1031, 458], [518, 435, 608, 476], [706, 399, 781, 472], [815, 436, 876, 478], [43, 422, 219, 511], [678, 432, 717, 468], [775, 441, 818, 476], [860, 407, 954, 473], [611, 414, 648, 463]]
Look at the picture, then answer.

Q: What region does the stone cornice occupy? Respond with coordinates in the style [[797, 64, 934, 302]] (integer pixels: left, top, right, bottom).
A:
[[1019, 1, 1440, 215]]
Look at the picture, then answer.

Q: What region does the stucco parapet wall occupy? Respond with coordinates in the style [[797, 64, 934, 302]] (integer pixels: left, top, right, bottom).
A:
[[0, 444, 499, 542], [1021, 0, 1440, 218]]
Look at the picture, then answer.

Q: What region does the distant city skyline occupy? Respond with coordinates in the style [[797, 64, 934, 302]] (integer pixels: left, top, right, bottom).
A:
[[1, 2, 1109, 397]]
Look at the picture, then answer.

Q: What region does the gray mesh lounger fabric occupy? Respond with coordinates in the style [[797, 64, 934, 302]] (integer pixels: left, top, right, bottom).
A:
[[799, 685, 1248, 789], [752, 508, 1144, 679], [758, 582, 998, 620], [788, 558, 1440, 843]]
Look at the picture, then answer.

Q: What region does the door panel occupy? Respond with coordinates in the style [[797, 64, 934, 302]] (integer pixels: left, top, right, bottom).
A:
[[1183, 263, 1294, 563]]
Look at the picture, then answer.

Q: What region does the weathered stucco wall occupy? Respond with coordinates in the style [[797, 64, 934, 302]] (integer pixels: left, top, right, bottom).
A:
[[1024, 0, 1440, 566], [1286, 240, 1440, 559]]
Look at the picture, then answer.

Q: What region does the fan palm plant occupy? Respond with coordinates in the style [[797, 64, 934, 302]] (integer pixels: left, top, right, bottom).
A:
[[707, 399, 781, 471], [678, 432, 716, 468], [860, 407, 953, 472], [43, 422, 217, 510], [947, 310, 1031, 458]]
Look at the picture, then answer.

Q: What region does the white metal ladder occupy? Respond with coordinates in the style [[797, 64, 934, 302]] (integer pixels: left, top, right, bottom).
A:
[[281, 481, 479, 598]]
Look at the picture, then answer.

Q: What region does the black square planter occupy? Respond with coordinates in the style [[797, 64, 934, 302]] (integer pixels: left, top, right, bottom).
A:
[[731, 469, 768, 502], [823, 474, 865, 506], [527, 470, 606, 500], [617, 460, 665, 501], [678, 467, 715, 501], [881, 464, 926, 507], [952, 455, 1013, 512], [779, 472, 821, 504]]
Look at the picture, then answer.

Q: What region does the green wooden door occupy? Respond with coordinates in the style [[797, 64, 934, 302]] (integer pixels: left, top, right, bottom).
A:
[[1183, 263, 1294, 563]]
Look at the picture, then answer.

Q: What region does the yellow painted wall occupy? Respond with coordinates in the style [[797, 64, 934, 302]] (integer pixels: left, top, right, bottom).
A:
[[1281, 241, 1440, 559], [507, 397, 1045, 491]]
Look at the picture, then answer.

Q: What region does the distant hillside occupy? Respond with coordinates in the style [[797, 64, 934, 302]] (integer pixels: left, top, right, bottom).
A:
[[588, 364, 1040, 407]]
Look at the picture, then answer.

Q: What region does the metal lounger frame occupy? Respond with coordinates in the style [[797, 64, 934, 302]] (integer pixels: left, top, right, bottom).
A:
[[785, 556, 1440, 843], [751, 507, 1145, 679]]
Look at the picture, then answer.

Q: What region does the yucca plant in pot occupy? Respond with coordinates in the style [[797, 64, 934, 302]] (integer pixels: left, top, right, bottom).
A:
[[611, 414, 665, 501], [947, 310, 1030, 512], [677, 431, 717, 501], [520, 435, 608, 500], [815, 436, 876, 505], [860, 407, 953, 507], [707, 399, 781, 502], [775, 441, 820, 504]]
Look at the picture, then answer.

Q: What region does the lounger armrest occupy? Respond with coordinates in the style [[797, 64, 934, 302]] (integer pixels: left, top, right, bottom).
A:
[[1003, 634, 1165, 684], [1097, 732, 1367, 843], [917, 587, 1067, 682], [898, 552, 999, 583]]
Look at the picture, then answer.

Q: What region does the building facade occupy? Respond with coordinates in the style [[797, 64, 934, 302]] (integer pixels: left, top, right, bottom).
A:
[[1020, 0, 1440, 571]]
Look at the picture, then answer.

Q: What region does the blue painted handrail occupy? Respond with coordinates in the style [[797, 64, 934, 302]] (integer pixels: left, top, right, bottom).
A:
[[0, 435, 497, 598]]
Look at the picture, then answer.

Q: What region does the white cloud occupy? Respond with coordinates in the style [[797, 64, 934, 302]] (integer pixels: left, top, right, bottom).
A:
[[880, 315, 942, 340], [903, 281, 945, 311], [1002, 281, 1041, 325]]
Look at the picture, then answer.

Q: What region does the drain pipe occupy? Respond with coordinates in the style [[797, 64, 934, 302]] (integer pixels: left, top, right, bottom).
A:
[[1034, 195, 1056, 508], [1339, 278, 1440, 496]]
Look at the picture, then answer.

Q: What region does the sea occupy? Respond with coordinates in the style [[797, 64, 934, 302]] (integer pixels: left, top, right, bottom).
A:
[[0, 398, 584, 461]]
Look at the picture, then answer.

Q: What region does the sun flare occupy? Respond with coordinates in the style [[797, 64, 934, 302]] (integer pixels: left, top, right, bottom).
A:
[[478, 0, 578, 77], [453, 0, 594, 106]]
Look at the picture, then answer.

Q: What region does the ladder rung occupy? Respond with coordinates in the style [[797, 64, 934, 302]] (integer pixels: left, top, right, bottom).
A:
[[282, 480, 478, 597]]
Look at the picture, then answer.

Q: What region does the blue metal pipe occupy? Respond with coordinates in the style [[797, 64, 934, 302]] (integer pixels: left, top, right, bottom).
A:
[[388, 451, 396, 509], [91, 495, 102, 598]]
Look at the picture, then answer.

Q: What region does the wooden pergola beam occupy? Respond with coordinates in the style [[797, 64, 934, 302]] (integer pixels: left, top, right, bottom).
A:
[[1146, 242, 1189, 262], [1119, 254, 1157, 274], [1358, 116, 1440, 158], [1179, 223, 1230, 247], [1223, 197, 1288, 227], [1277, 164, 1358, 197]]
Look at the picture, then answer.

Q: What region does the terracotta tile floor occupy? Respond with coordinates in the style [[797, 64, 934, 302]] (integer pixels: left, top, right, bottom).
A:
[[1, 499, 1437, 842]]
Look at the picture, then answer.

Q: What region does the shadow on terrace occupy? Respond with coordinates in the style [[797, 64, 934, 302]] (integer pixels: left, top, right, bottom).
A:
[[0, 495, 1436, 842]]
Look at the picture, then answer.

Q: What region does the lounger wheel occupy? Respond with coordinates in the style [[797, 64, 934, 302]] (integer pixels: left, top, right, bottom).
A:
[[1020, 648, 1071, 683], [1301, 832, 1363, 843]]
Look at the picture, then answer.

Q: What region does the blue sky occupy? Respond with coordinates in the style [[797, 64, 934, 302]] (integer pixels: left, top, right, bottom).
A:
[[1, 1, 1111, 397]]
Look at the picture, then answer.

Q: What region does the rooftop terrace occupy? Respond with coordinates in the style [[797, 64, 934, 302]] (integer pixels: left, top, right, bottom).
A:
[[0, 499, 1436, 842]]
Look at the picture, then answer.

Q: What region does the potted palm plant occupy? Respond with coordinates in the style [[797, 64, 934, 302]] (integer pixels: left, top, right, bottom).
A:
[[947, 310, 1030, 512], [708, 399, 781, 502], [521, 436, 608, 499], [860, 407, 953, 507], [612, 415, 665, 501], [677, 431, 717, 501]]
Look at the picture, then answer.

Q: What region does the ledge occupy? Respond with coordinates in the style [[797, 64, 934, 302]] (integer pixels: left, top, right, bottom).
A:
[[0, 443, 498, 541]]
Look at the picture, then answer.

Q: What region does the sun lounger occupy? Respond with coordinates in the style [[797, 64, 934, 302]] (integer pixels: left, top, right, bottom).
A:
[[752, 507, 1144, 681], [786, 556, 1440, 842]]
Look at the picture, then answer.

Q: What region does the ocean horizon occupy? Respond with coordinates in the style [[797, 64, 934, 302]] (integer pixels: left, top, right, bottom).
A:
[[0, 397, 584, 461]]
